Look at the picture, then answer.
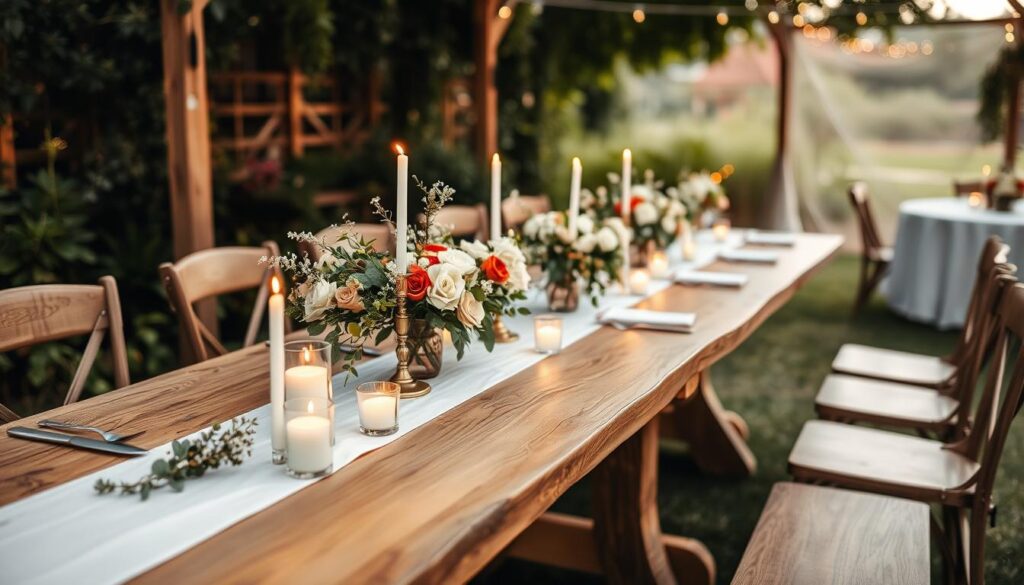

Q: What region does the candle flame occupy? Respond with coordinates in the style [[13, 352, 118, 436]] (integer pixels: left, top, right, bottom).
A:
[[393, 142, 405, 156], [303, 346, 311, 364], [270, 275, 281, 295], [492, 152, 500, 164], [623, 148, 631, 158], [307, 400, 314, 414], [572, 156, 581, 168]]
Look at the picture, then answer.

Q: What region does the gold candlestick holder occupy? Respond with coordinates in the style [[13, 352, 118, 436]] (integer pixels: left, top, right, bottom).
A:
[[390, 274, 432, 398], [492, 313, 519, 343]]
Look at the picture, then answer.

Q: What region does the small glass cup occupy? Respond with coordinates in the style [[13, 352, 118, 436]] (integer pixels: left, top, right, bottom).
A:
[[648, 251, 670, 279], [284, 340, 333, 402], [285, 397, 334, 479], [534, 315, 564, 354], [356, 381, 400, 436], [712, 218, 731, 242], [628, 269, 651, 295]]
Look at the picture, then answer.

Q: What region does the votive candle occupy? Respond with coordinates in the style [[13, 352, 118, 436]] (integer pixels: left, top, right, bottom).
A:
[[534, 315, 564, 354], [712, 219, 731, 242], [356, 381, 400, 436], [285, 398, 333, 479], [629, 269, 651, 295], [649, 251, 670, 278]]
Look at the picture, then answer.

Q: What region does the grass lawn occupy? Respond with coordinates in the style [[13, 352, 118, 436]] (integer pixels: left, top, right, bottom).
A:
[[474, 253, 1024, 585]]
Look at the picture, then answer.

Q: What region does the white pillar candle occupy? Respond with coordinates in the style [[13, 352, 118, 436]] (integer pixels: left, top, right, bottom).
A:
[[533, 315, 563, 354], [268, 276, 286, 460], [395, 143, 409, 273], [713, 220, 730, 242], [358, 395, 398, 431], [491, 153, 502, 240], [286, 362, 329, 401], [621, 148, 632, 286], [568, 157, 582, 237], [649, 251, 669, 279], [286, 403, 332, 474], [629, 269, 650, 296]]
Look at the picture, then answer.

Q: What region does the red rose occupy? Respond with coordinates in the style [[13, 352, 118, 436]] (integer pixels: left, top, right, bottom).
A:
[[425, 255, 440, 266], [424, 243, 448, 253], [406, 265, 431, 301], [481, 255, 509, 284], [613, 198, 642, 216]]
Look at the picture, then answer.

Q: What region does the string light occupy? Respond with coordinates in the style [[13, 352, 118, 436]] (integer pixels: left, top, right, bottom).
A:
[[793, 14, 806, 27], [498, 4, 513, 19], [744, 0, 758, 10], [768, 10, 780, 24], [1007, 31, 1016, 43], [855, 11, 867, 25], [632, 5, 646, 23], [716, 10, 729, 25], [921, 40, 934, 55]]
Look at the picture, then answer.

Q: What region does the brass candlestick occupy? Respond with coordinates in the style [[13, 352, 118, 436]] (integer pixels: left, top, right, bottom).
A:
[[390, 274, 432, 398], [492, 313, 519, 343]]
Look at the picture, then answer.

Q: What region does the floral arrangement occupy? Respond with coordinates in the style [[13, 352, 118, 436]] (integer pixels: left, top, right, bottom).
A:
[[669, 170, 730, 223], [581, 170, 686, 250], [267, 178, 530, 375], [522, 210, 627, 305]]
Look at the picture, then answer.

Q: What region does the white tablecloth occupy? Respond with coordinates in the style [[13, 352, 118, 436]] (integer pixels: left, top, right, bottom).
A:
[[885, 197, 1024, 329]]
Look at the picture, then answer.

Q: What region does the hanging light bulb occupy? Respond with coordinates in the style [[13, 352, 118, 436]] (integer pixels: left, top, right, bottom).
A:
[[899, 3, 916, 25], [632, 5, 646, 24], [745, 0, 758, 10], [855, 11, 867, 25], [498, 4, 513, 19], [716, 10, 729, 25], [768, 10, 780, 24]]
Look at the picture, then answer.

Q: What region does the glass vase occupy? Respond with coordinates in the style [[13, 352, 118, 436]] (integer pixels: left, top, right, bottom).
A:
[[407, 319, 444, 379]]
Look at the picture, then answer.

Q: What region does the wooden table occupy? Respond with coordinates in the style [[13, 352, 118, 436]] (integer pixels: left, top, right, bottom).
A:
[[0, 233, 842, 584], [732, 483, 930, 585]]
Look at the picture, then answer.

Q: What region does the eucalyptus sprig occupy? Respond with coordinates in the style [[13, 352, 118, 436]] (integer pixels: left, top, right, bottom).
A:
[[94, 417, 257, 501]]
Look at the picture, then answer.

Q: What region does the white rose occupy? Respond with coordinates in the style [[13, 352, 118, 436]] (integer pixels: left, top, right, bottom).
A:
[[661, 215, 677, 235], [455, 290, 485, 328], [596, 227, 619, 252], [438, 249, 477, 276], [459, 239, 490, 259], [634, 202, 658, 226], [507, 262, 531, 292], [577, 214, 595, 235], [630, 185, 654, 201], [303, 280, 337, 322], [426, 263, 466, 310], [523, 216, 541, 239], [555, 225, 573, 244], [574, 234, 598, 253], [315, 252, 339, 271]]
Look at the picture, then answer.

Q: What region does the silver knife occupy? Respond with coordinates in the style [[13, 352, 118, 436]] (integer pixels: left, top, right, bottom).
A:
[[7, 427, 148, 457]]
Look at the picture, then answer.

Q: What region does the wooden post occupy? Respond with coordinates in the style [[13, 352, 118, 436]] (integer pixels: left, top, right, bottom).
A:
[[160, 0, 217, 343], [1004, 13, 1024, 169], [763, 20, 802, 231], [0, 114, 14, 189], [288, 66, 304, 158], [473, 0, 512, 163]]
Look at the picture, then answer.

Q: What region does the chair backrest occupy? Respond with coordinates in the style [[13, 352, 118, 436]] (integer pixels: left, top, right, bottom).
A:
[[0, 276, 130, 413], [502, 194, 551, 232], [159, 241, 286, 364], [299, 223, 394, 262], [953, 180, 986, 197], [848, 182, 885, 255], [949, 237, 1012, 366], [430, 204, 489, 241]]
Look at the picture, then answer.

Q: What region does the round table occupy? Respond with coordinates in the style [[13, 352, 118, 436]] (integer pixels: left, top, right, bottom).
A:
[[885, 197, 1024, 329]]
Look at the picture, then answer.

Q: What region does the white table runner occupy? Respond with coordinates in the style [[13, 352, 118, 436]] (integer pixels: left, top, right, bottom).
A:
[[0, 233, 746, 585]]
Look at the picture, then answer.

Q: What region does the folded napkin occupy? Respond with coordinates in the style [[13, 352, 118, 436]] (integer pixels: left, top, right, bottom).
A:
[[674, 270, 748, 288], [598, 307, 696, 333], [719, 249, 780, 264], [745, 231, 796, 247]]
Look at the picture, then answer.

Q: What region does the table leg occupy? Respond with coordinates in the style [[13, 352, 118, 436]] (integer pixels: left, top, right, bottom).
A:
[[661, 371, 757, 477], [505, 417, 714, 585]]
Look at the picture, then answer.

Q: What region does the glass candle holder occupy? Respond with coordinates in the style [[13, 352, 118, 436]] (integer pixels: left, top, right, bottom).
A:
[[356, 381, 400, 436], [628, 269, 651, 295], [534, 315, 564, 354], [712, 218, 731, 242], [285, 340, 332, 402], [968, 191, 985, 209], [648, 251, 670, 278], [285, 397, 333, 479]]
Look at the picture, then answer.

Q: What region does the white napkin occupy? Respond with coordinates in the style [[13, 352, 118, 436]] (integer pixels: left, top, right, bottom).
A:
[[674, 270, 748, 288], [598, 307, 696, 333], [719, 249, 780, 264], [745, 231, 796, 247]]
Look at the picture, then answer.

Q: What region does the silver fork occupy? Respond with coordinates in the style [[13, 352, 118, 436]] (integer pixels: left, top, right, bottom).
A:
[[37, 420, 145, 443]]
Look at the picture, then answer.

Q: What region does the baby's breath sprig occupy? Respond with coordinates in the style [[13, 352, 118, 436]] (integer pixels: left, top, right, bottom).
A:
[[94, 417, 257, 501]]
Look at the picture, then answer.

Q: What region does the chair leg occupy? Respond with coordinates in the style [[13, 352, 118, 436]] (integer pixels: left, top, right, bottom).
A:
[[968, 503, 988, 585], [852, 257, 872, 315]]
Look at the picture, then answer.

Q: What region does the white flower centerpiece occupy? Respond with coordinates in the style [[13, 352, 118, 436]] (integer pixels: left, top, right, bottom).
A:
[[670, 170, 730, 228]]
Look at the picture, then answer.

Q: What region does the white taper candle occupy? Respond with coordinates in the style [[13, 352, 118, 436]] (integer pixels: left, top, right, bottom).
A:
[[395, 143, 409, 273], [568, 157, 582, 238], [491, 153, 502, 240], [268, 276, 285, 458]]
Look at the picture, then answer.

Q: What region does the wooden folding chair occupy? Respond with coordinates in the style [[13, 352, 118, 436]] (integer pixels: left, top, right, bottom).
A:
[[501, 194, 551, 232], [298, 223, 394, 262], [0, 276, 130, 419], [429, 204, 489, 241], [833, 236, 1009, 390], [818, 250, 1014, 438], [848, 182, 892, 314], [160, 242, 288, 364], [790, 275, 1024, 585]]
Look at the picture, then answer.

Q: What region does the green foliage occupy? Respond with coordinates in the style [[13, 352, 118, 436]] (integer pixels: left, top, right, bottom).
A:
[[95, 417, 257, 500], [979, 43, 1023, 143]]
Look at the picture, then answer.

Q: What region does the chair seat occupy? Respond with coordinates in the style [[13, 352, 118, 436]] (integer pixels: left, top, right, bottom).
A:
[[788, 421, 979, 503], [732, 482, 930, 585], [832, 344, 956, 389], [815, 374, 958, 429]]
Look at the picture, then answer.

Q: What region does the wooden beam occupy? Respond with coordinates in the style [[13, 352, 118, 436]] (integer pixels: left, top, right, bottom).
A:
[[474, 0, 510, 163], [0, 114, 15, 189], [763, 19, 802, 231], [1005, 12, 1024, 169], [160, 0, 214, 260]]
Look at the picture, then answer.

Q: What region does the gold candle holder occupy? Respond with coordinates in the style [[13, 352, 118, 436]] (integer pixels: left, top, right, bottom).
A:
[[390, 274, 432, 398], [492, 313, 520, 343]]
